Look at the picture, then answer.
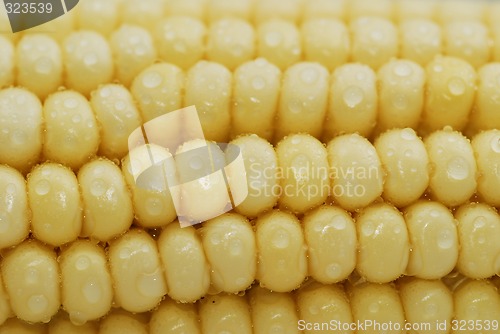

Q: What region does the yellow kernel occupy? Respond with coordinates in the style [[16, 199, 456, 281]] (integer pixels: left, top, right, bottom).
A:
[[78, 159, 133, 241], [199, 294, 252, 334], [472, 130, 500, 207], [184, 61, 232, 142], [303, 205, 356, 284], [257, 19, 301, 70], [2, 241, 60, 323], [374, 128, 429, 208], [350, 17, 398, 70], [348, 283, 406, 330], [131, 63, 184, 123], [0, 88, 43, 173], [398, 278, 453, 333], [400, 19, 442, 66], [200, 213, 256, 293], [0, 165, 30, 250], [249, 287, 300, 334], [422, 56, 476, 133], [327, 134, 384, 211], [108, 230, 167, 313], [348, 0, 394, 21], [231, 58, 281, 141], [98, 310, 148, 334], [404, 201, 459, 279], [303, 0, 347, 21], [0, 275, 10, 327], [27, 163, 82, 246], [0, 318, 47, 334], [164, 0, 208, 21], [59, 241, 113, 324], [376, 60, 425, 133], [325, 64, 377, 139], [42, 91, 99, 170], [150, 299, 201, 334], [154, 17, 206, 70], [436, 0, 486, 24], [91, 84, 142, 159], [256, 210, 307, 292], [356, 203, 410, 283], [229, 135, 279, 217], [109, 24, 157, 87], [254, 0, 303, 24], [63, 31, 114, 96], [444, 20, 490, 68], [207, 0, 253, 22], [157, 223, 210, 303], [276, 62, 329, 140], [456, 203, 500, 279], [48, 312, 98, 334], [0, 36, 14, 89], [76, 0, 119, 36], [207, 18, 255, 70], [301, 19, 350, 71], [276, 134, 329, 213], [121, 0, 164, 32], [396, 0, 437, 21], [425, 130, 477, 206]]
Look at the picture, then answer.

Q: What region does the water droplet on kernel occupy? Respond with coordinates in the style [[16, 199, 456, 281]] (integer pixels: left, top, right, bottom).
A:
[[90, 179, 106, 197], [35, 180, 51, 195], [229, 239, 242, 256], [100, 87, 111, 98], [448, 78, 466, 96], [331, 216, 346, 230], [72, 114, 81, 123], [146, 197, 162, 216], [115, 101, 126, 111], [265, 32, 282, 46], [433, 64, 443, 72], [251, 76, 266, 90], [369, 302, 380, 313], [11, 130, 26, 145], [474, 216, 486, 229], [309, 305, 319, 315], [438, 229, 454, 249], [84, 53, 97, 66], [137, 270, 164, 297], [430, 210, 440, 218], [343, 86, 364, 108], [5, 183, 15, 194], [401, 128, 416, 141], [287, 100, 301, 114], [69, 312, 87, 326], [490, 136, 500, 153], [269, 324, 284, 334], [393, 95, 408, 109], [291, 136, 301, 145], [300, 68, 319, 84], [25, 268, 39, 284], [119, 247, 131, 259], [326, 263, 341, 278], [272, 229, 290, 249], [82, 279, 101, 303], [425, 303, 438, 315], [394, 62, 413, 77], [447, 157, 469, 180], [28, 294, 48, 314], [371, 30, 383, 41], [386, 149, 395, 157], [143, 72, 162, 88], [75, 256, 90, 271], [35, 57, 52, 74], [362, 221, 375, 236]]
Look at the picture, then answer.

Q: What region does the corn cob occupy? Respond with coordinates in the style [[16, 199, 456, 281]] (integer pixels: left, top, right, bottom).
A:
[[0, 0, 499, 330], [1, 278, 499, 334], [1, 198, 500, 323]]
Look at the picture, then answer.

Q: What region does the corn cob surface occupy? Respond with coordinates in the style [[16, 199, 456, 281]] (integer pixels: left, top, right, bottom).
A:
[[0, 0, 500, 331]]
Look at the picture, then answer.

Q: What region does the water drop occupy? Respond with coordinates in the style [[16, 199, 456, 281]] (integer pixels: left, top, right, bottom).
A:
[[11, 130, 26, 145], [119, 247, 131, 259], [393, 95, 408, 109], [404, 149, 413, 157], [448, 78, 466, 96], [84, 53, 98, 66], [5, 183, 15, 194], [331, 216, 346, 230], [146, 197, 162, 216], [343, 86, 364, 108], [433, 64, 443, 72], [371, 30, 383, 41], [287, 100, 301, 114], [75, 256, 90, 271], [82, 279, 101, 303], [425, 303, 438, 315], [25, 268, 39, 284], [252, 76, 266, 90], [265, 32, 282, 46], [386, 149, 395, 157], [35, 57, 52, 74], [401, 128, 416, 141], [100, 87, 111, 98], [211, 233, 221, 245], [447, 157, 469, 180], [490, 136, 500, 153], [269, 324, 284, 334], [115, 101, 126, 111], [64, 98, 78, 110], [437, 229, 454, 249], [142, 72, 163, 88], [300, 68, 319, 84], [272, 229, 290, 249], [326, 263, 341, 278], [473, 216, 486, 229], [362, 221, 375, 236], [369, 302, 380, 313], [72, 114, 81, 123], [430, 210, 440, 218], [137, 270, 164, 297], [477, 234, 486, 244], [90, 179, 106, 197], [291, 136, 301, 145], [69, 312, 88, 326], [394, 62, 412, 77], [35, 179, 51, 196], [309, 305, 319, 315], [229, 239, 242, 256], [27, 294, 48, 314]]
